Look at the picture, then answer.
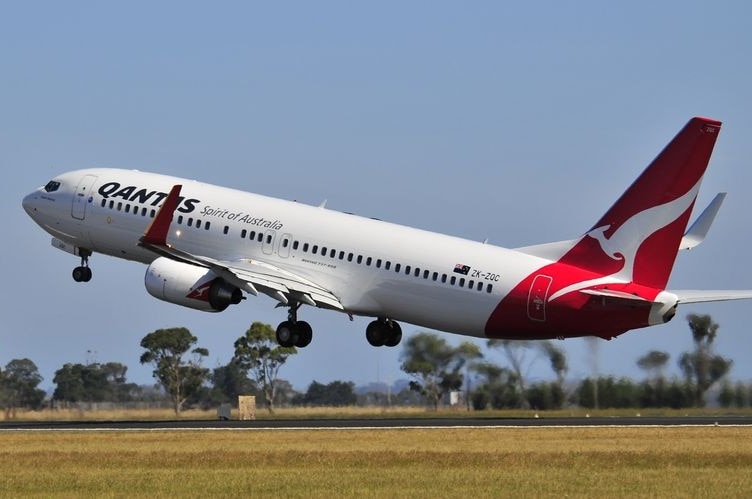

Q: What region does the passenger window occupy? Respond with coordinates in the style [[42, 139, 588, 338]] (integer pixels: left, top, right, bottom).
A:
[[469, 280, 474, 289], [257, 233, 263, 242], [459, 278, 465, 287], [109, 200, 114, 209], [303, 243, 309, 252], [405, 265, 411, 275], [117, 202, 122, 211], [376, 259, 382, 268], [312, 245, 318, 253], [385, 261, 391, 270], [347, 253, 354, 262], [321, 247, 327, 255], [100, 199, 106, 207], [423, 270, 429, 279], [432, 272, 438, 281], [205, 221, 210, 230], [250, 231, 256, 240], [339, 251, 345, 260], [477, 282, 483, 291], [366, 257, 372, 266], [196, 220, 202, 229], [223, 226, 229, 235], [293, 241, 299, 250], [178, 215, 184, 224], [187, 218, 193, 227], [441, 274, 447, 283], [283, 239, 289, 248], [450, 276, 456, 285], [486, 284, 493, 293], [415, 268, 421, 277], [330, 249, 336, 258], [150, 210, 156, 218], [266, 235, 272, 244], [142, 208, 147, 216], [357, 255, 363, 264], [395, 263, 401, 273], [241, 229, 247, 238]]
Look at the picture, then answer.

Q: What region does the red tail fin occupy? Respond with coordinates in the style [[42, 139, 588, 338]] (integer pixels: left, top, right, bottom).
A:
[[559, 117, 722, 289]]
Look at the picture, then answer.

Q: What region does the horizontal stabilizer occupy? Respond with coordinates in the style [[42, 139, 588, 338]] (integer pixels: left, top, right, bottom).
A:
[[580, 288, 651, 302], [673, 290, 752, 304], [680, 193, 726, 250]]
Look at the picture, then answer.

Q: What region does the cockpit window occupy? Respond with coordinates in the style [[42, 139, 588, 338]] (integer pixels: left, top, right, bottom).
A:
[[44, 181, 61, 193]]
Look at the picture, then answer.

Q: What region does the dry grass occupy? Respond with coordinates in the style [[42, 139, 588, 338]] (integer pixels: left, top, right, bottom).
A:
[[8, 405, 752, 422], [1, 427, 751, 497]]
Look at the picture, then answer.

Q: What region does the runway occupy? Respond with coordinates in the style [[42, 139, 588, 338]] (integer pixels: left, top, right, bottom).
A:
[[2, 415, 752, 431]]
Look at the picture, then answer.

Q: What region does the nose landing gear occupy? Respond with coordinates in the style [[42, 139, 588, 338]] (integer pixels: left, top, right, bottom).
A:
[[72, 249, 93, 283]]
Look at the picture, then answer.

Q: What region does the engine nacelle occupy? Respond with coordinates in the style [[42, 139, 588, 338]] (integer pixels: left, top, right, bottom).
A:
[[145, 257, 243, 312]]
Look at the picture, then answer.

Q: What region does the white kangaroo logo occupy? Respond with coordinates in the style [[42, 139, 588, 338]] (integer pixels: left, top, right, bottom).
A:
[[548, 178, 702, 301]]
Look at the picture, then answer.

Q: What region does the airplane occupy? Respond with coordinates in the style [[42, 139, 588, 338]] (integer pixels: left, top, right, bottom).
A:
[[22, 117, 752, 349]]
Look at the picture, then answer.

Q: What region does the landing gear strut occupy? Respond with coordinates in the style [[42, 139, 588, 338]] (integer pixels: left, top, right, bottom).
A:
[[72, 249, 93, 283], [276, 302, 313, 348], [366, 318, 402, 347]]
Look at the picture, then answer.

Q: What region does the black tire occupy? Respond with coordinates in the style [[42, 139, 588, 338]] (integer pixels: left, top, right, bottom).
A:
[[295, 321, 313, 348], [72, 267, 85, 282], [276, 321, 298, 348], [82, 267, 93, 282], [365, 321, 386, 347], [384, 321, 402, 347]]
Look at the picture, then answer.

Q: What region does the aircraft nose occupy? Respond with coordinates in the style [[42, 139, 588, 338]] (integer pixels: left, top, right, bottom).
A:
[[22, 192, 39, 216]]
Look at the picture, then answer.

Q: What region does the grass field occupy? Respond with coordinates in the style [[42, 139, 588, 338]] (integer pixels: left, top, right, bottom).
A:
[[1, 427, 751, 497]]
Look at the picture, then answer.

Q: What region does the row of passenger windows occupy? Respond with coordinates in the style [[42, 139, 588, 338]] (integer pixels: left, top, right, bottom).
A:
[[99, 199, 212, 231], [101, 198, 157, 218], [98, 197, 493, 294], [237, 226, 493, 294]]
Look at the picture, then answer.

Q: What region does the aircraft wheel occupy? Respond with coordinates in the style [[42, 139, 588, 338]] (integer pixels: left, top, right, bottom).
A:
[[366, 320, 386, 347], [276, 321, 298, 348], [295, 321, 313, 348], [82, 267, 93, 282], [72, 266, 86, 282], [384, 321, 402, 347]]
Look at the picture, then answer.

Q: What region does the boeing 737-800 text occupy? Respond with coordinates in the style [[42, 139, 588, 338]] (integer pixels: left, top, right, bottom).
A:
[[22, 117, 752, 348]]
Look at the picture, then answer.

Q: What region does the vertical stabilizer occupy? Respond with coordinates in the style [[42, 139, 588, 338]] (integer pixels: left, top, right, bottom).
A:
[[559, 117, 722, 289]]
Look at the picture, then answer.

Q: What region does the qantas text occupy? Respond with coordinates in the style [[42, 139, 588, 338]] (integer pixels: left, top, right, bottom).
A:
[[98, 182, 200, 214]]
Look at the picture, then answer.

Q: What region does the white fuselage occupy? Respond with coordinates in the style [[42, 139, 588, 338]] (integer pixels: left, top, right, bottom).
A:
[[23, 168, 548, 338]]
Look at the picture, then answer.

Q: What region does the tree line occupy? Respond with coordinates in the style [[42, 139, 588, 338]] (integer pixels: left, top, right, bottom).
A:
[[0, 313, 743, 416]]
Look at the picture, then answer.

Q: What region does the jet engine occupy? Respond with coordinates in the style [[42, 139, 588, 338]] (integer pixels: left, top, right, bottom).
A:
[[145, 257, 243, 312]]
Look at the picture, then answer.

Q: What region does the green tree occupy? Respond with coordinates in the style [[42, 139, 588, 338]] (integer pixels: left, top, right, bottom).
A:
[[487, 340, 546, 408], [208, 360, 257, 406], [297, 380, 357, 406], [1, 359, 46, 417], [400, 333, 478, 410], [678, 314, 733, 407], [637, 351, 670, 381], [139, 327, 210, 415], [233, 322, 297, 413], [53, 362, 138, 404], [470, 362, 520, 410]]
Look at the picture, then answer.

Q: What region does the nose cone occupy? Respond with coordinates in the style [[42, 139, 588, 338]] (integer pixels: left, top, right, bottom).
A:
[[22, 191, 41, 220]]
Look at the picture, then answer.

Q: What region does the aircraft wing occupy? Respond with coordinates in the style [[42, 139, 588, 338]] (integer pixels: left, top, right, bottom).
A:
[[138, 185, 344, 311]]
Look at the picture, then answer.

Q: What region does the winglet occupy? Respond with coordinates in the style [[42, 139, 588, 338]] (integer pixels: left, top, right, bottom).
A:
[[680, 192, 726, 250], [140, 184, 182, 246]]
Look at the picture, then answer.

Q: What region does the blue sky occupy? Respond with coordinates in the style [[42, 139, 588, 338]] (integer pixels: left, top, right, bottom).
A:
[[3, 1, 752, 391]]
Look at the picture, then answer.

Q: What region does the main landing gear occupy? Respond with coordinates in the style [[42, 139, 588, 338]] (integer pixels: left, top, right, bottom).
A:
[[275, 305, 403, 349], [72, 249, 93, 283], [276, 302, 313, 349], [365, 318, 402, 347]]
